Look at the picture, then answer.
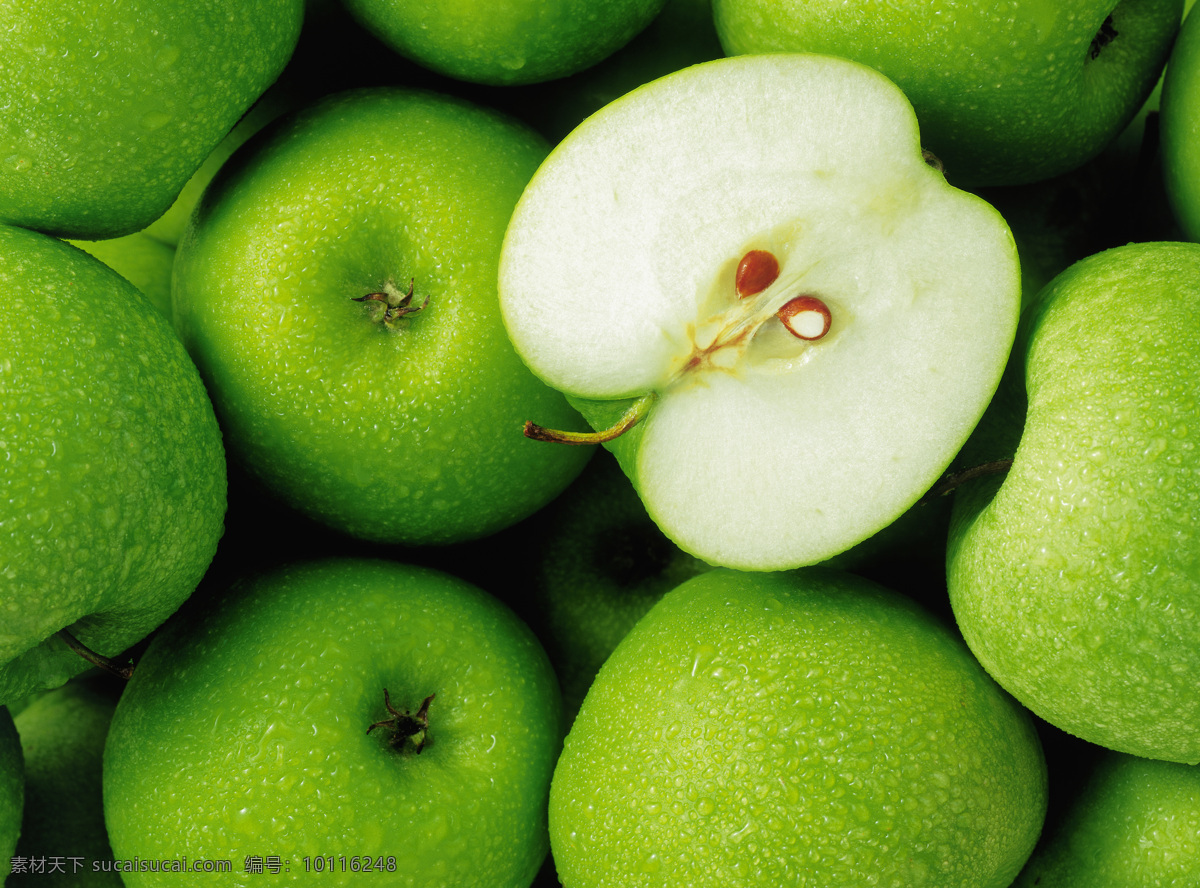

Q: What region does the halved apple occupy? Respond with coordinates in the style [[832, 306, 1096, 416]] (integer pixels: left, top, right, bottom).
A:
[[499, 54, 1020, 570]]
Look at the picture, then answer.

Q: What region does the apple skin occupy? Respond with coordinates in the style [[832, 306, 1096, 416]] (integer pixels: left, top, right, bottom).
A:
[[509, 0, 725, 143], [524, 451, 711, 720], [173, 87, 590, 546], [1011, 751, 1200, 886], [550, 568, 1047, 887], [1162, 3, 1200, 240], [69, 232, 175, 318], [8, 676, 122, 887], [0, 709, 20, 880], [0, 0, 304, 240], [340, 0, 668, 86], [948, 241, 1200, 764], [0, 225, 226, 706], [103, 558, 564, 888], [714, 0, 1182, 186]]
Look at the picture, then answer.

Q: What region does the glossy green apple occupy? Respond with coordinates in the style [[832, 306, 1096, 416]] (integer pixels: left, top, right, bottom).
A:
[[1012, 751, 1199, 886], [0, 0, 304, 240], [512, 0, 724, 142], [69, 232, 175, 318], [948, 241, 1200, 764], [714, 0, 1182, 186], [0, 709, 20, 879], [0, 225, 226, 705], [525, 451, 710, 719], [551, 568, 1047, 886], [104, 558, 563, 887], [173, 88, 590, 546], [340, 0, 667, 86], [8, 676, 121, 887], [499, 54, 1019, 571], [1163, 3, 1200, 240], [142, 84, 299, 249]]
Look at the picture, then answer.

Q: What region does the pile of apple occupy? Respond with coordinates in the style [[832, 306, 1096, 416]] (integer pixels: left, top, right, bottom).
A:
[[1, 0, 1198, 886]]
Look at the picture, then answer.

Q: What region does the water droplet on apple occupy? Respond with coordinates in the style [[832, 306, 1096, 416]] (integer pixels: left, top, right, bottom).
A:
[[154, 45, 181, 69], [140, 110, 171, 131]]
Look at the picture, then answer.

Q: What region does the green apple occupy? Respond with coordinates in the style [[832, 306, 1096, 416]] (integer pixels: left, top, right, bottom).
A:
[[1162, 3, 1200, 240], [499, 54, 1020, 571], [173, 88, 590, 546], [525, 451, 711, 719], [104, 558, 563, 887], [550, 568, 1048, 886], [142, 84, 299, 249], [0, 709, 21, 880], [69, 232, 175, 318], [8, 676, 121, 887], [339, 0, 668, 86], [511, 0, 725, 143], [0, 224, 226, 705], [0, 0, 304, 240], [948, 241, 1200, 764], [1012, 751, 1200, 886], [714, 0, 1182, 186]]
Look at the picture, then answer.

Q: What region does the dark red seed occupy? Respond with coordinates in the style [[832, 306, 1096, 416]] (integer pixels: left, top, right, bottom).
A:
[[735, 250, 780, 298]]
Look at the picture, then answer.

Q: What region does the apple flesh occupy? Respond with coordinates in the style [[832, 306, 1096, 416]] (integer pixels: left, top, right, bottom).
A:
[[499, 54, 1020, 571]]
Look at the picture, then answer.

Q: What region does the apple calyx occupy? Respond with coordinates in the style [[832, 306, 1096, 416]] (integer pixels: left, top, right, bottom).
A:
[[56, 628, 134, 680], [353, 278, 430, 327], [1090, 16, 1119, 60], [367, 689, 435, 754], [524, 392, 657, 445]]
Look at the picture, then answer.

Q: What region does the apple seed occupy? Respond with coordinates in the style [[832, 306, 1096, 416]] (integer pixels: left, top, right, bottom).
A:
[[367, 689, 436, 754], [735, 249, 780, 298], [777, 295, 832, 340]]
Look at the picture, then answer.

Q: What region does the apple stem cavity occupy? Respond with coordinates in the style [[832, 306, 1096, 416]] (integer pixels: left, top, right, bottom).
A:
[[524, 392, 657, 445], [352, 278, 430, 327], [919, 458, 1015, 504], [56, 628, 134, 681], [367, 689, 436, 754]]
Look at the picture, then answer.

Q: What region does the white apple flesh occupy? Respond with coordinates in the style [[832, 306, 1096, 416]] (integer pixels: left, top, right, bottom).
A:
[[499, 54, 1021, 570]]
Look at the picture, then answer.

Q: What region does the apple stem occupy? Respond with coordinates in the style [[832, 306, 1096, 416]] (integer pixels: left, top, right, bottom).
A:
[[56, 629, 134, 681], [524, 393, 656, 445], [919, 458, 1014, 504], [367, 690, 436, 754], [922, 149, 944, 174]]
